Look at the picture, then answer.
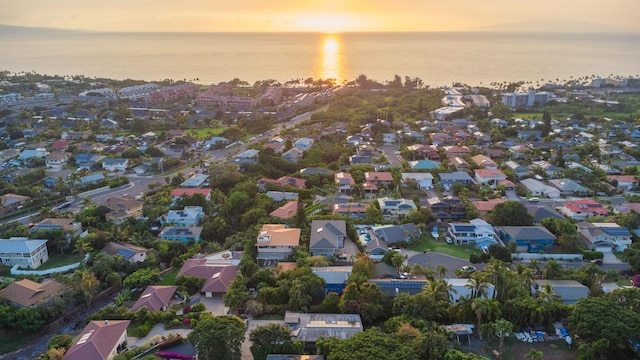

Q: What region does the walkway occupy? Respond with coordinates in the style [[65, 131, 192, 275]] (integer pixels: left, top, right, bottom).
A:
[[128, 324, 192, 348]]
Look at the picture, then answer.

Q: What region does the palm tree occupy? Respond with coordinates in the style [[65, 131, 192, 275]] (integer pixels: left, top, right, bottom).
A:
[[525, 349, 543, 360], [465, 273, 490, 299], [536, 283, 561, 303], [423, 279, 455, 304], [81, 196, 97, 209], [436, 264, 447, 279], [490, 319, 514, 355], [542, 259, 563, 279], [472, 298, 501, 340]]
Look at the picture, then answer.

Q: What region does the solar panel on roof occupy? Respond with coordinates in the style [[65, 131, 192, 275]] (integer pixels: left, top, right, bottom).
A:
[[454, 225, 475, 232], [117, 249, 135, 258], [601, 227, 630, 235]]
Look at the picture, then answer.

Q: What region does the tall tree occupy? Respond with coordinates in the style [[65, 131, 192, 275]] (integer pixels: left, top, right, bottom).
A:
[[188, 315, 246, 360], [489, 201, 533, 226], [472, 298, 501, 340]]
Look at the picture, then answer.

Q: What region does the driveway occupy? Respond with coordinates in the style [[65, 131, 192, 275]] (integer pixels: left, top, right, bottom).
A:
[[128, 323, 193, 348], [408, 252, 485, 278], [197, 296, 228, 315], [241, 319, 286, 360]]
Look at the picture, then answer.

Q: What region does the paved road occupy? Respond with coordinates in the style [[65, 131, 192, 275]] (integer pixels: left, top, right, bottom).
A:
[[407, 252, 485, 277], [379, 144, 402, 166]]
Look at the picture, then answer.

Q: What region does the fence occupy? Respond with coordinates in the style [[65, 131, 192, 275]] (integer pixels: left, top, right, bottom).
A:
[[512, 253, 583, 261], [10, 253, 89, 276]]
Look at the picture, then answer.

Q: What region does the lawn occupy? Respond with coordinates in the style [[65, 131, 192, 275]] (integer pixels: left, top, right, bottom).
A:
[[0, 328, 29, 355], [501, 340, 577, 360], [187, 127, 229, 139], [36, 253, 85, 271], [408, 235, 481, 259], [159, 268, 179, 286]]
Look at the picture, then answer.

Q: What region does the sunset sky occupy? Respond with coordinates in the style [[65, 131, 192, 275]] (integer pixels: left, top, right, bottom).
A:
[[1, 0, 639, 33]]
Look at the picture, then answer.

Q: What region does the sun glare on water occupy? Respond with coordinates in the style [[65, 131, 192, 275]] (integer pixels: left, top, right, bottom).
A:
[[317, 35, 343, 82]]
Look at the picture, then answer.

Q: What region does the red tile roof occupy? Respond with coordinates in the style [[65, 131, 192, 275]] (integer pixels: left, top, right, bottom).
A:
[[63, 320, 130, 360], [472, 198, 506, 212], [177, 259, 238, 294], [365, 172, 393, 182], [563, 199, 608, 215], [269, 200, 299, 219], [0, 279, 67, 307], [130, 285, 177, 312]]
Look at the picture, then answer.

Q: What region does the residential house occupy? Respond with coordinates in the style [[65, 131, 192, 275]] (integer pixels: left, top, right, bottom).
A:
[[75, 153, 104, 169], [50, 140, 70, 152], [170, 188, 212, 204], [408, 159, 440, 170], [472, 198, 506, 215], [45, 151, 71, 169], [130, 286, 177, 312], [532, 161, 564, 178], [30, 218, 83, 237], [164, 206, 204, 227], [309, 220, 347, 257], [180, 174, 209, 188], [427, 196, 466, 221], [447, 219, 499, 248], [504, 160, 530, 178], [0, 237, 48, 269], [549, 179, 590, 196], [76, 142, 106, 153], [204, 136, 229, 149], [496, 226, 557, 253], [0, 148, 20, 163], [0, 279, 67, 307], [95, 134, 115, 142], [266, 191, 299, 202], [446, 146, 471, 157], [559, 199, 609, 221], [349, 155, 372, 165], [382, 133, 397, 143], [159, 227, 203, 243], [335, 172, 355, 194], [401, 173, 434, 190], [63, 130, 91, 141], [525, 205, 566, 224], [269, 201, 299, 219], [407, 145, 440, 160], [101, 158, 128, 172], [449, 156, 470, 171], [19, 148, 48, 161], [0, 193, 31, 215], [373, 224, 421, 246], [162, 144, 187, 159], [471, 154, 498, 169], [177, 258, 239, 297], [312, 266, 353, 295], [62, 320, 131, 360], [333, 203, 370, 218], [364, 172, 393, 188], [80, 173, 106, 185], [294, 137, 314, 151], [257, 176, 306, 191], [531, 280, 588, 305], [446, 278, 496, 304], [231, 149, 259, 165], [577, 222, 632, 252], [256, 224, 301, 262], [453, 130, 472, 143], [613, 203, 640, 215], [517, 130, 542, 140], [429, 132, 451, 146], [378, 197, 417, 220], [519, 178, 562, 199], [101, 242, 151, 263], [284, 311, 363, 352], [474, 169, 507, 189], [607, 175, 639, 191], [106, 196, 144, 224], [366, 234, 389, 262], [439, 171, 474, 189], [282, 147, 303, 162]]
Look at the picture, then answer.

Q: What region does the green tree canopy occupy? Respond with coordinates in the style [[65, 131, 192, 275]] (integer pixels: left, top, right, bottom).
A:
[[188, 315, 246, 360], [489, 201, 533, 226], [325, 328, 416, 360]]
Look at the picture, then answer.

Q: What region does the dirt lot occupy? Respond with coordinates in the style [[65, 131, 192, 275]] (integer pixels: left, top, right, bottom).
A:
[[501, 340, 578, 360]]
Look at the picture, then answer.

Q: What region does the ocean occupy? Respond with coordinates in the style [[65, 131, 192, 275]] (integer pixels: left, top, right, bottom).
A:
[[0, 31, 639, 87]]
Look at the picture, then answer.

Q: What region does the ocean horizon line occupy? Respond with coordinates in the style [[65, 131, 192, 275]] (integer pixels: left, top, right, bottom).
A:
[[2, 24, 639, 36]]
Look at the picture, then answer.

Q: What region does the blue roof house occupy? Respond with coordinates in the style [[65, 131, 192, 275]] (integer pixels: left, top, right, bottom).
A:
[[495, 226, 557, 253]]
